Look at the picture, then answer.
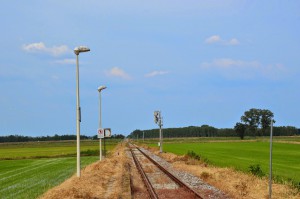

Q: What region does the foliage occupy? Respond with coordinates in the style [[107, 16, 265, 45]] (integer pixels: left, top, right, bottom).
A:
[[128, 125, 235, 139], [248, 164, 264, 177], [0, 134, 125, 143], [186, 150, 201, 160], [0, 134, 90, 143], [92, 134, 125, 139], [234, 122, 247, 139], [127, 125, 299, 139], [240, 108, 275, 137]]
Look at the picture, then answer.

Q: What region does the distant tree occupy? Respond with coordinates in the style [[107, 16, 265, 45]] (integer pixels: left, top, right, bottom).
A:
[[234, 122, 247, 139], [239, 108, 275, 136], [241, 108, 261, 136], [260, 109, 275, 135]]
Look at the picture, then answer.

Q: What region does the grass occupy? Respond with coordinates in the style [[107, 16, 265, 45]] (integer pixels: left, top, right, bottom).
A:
[[0, 139, 120, 159], [0, 156, 97, 199], [140, 137, 300, 187], [0, 139, 121, 199]]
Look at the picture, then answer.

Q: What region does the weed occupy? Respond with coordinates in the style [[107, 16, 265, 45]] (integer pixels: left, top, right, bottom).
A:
[[248, 164, 264, 177], [200, 172, 210, 180], [186, 150, 201, 160], [235, 181, 248, 196]]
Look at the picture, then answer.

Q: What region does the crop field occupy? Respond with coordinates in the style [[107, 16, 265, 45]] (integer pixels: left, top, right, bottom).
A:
[[0, 139, 119, 159], [141, 136, 300, 187], [0, 139, 120, 199]]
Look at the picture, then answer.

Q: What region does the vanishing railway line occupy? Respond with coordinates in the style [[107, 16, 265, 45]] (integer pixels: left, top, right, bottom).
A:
[[129, 143, 203, 199]]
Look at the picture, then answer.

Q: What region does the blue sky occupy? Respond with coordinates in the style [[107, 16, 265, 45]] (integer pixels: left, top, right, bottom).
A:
[[0, 1, 299, 136]]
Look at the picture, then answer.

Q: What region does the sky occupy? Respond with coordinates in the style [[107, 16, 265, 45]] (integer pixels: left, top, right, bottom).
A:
[[0, 1, 300, 137]]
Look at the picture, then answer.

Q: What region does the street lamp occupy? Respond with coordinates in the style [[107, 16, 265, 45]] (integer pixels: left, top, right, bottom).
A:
[[74, 46, 90, 177], [98, 85, 106, 161]]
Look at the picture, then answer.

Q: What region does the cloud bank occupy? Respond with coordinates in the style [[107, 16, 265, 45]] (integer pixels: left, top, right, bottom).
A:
[[106, 67, 131, 80], [201, 58, 287, 79], [145, 70, 169, 77], [205, 35, 240, 46], [22, 42, 71, 56]]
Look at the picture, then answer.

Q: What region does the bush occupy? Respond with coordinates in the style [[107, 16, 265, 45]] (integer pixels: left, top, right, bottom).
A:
[[186, 150, 201, 160], [200, 172, 210, 179], [248, 164, 264, 177]]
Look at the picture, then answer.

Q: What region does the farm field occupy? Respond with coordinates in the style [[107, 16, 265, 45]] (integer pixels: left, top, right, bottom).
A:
[[142, 137, 300, 187], [0, 139, 120, 199], [0, 156, 97, 199], [0, 139, 119, 159]]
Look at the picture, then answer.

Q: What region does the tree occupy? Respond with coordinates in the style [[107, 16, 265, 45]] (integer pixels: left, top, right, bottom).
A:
[[239, 108, 275, 137], [241, 108, 261, 136], [234, 122, 247, 139], [260, 109, 275, 135]]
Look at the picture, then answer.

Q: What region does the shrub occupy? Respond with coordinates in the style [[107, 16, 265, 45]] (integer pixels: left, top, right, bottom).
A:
[[248, 164, 264, 177], [200, 172, 210, 179], [186, 150, 201, 160]]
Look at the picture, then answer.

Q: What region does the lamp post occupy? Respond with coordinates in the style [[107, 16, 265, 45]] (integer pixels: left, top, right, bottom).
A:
[[269, 119, 274, 199], [74, 46, 90, 177], [98, 86, 106, 161]]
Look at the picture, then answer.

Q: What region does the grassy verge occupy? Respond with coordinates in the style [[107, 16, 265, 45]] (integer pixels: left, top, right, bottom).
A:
[[139, 137, 300, 188]]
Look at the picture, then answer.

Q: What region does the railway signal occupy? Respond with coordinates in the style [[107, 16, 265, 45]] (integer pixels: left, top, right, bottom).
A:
[[154, 110, 163, 153]]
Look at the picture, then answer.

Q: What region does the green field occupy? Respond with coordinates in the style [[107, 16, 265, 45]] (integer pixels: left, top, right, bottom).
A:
[[0, 139, 120, 199], [0, 139, 118, 159], [0, 156, 97, 199], [141, 137, 300, 187]]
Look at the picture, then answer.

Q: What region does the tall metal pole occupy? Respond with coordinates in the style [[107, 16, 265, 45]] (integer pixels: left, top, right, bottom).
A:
[[74, 46, 89, 178], [76, 54, 81, 177], [99, 91, 102, 161], [143, 131, 144, 142], [159, 116, 163, 153], [269, 119, 273, 199]]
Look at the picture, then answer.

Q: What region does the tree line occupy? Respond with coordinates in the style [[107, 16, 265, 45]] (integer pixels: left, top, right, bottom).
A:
[[0, 133, 125, 143], [127, 108, 299, 139], [127, 125, 299, 139]]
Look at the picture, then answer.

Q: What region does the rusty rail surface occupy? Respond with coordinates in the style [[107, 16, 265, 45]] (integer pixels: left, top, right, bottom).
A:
[[130, 147, 158, 199], [130, 143, 203, 199]]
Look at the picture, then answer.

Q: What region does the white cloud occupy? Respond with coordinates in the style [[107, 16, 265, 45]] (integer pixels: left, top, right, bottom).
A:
[[205, 35, 222, 44], [54, 59, 76, 64], [205, 35, 240, 46], [200, 58, 287, 79], [227, 38, 240, 45], [22, 42, 71, 56], [145, 70, 169, 77], [106, 67, 131, 80]]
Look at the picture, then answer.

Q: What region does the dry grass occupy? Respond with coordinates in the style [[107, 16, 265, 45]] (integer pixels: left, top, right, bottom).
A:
[[40, 143, 131, 199], [159, 151, 300, 199]]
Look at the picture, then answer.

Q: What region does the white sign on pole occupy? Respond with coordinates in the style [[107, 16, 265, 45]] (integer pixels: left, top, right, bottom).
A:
[[104, 128, 111, 137], [97, 128, 104, 138]]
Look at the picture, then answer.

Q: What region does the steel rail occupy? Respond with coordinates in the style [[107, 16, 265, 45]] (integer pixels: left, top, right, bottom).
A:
[[135, 146, 203, 199], [130, 148, 158, 199]]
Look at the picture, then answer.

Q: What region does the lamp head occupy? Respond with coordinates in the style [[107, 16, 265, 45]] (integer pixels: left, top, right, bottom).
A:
[[98, 86, 107, 92], [74, 46, 90, 55]]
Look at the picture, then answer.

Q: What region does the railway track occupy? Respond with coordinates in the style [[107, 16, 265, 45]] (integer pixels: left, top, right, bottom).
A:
[[129, 143, 203, 199]]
